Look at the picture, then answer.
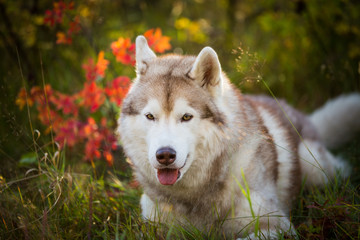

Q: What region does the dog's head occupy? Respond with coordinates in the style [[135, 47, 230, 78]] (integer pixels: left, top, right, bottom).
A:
[[119, 36, 230, 187]]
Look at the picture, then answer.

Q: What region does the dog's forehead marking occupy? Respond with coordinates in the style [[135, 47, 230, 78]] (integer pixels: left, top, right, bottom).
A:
[[138, 57, 196, 114], [143, 98, 161, 114], [124, 59, 226, 128], [133, 54, 226, 124], [172, 98, 193, 114]]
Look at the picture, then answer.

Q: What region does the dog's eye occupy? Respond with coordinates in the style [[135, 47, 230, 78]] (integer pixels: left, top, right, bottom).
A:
[[181, 113, 193, 122], [145, 113, 155, 121]]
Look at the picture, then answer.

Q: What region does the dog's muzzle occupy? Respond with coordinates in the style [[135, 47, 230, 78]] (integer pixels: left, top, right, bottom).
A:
[[156, 147, 180, 185]]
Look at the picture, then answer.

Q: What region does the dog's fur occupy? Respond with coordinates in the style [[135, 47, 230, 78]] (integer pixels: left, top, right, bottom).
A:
[[118, 36, 360, 239]]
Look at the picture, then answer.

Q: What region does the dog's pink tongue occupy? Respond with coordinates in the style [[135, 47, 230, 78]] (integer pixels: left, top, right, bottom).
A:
[[157, 169, 179, 185]]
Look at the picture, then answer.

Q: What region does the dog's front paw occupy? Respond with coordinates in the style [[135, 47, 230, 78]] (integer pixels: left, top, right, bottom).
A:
[[236, 232, 257, 240], [236, 229, 298, 240]]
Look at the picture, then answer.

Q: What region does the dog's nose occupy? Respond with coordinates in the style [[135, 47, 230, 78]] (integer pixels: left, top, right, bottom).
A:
[[156, 147, 176, 166]]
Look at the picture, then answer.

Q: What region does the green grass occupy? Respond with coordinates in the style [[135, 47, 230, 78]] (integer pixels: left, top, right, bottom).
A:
[[1, 137, 359, 239]]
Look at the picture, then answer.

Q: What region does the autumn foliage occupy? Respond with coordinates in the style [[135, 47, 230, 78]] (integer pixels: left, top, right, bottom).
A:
[[44, 1, 80, 44], [16, 1, 171, 165], [111, 28, 171, 66]]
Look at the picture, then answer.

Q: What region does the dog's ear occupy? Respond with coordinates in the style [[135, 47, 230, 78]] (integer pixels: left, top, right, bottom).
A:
[[189, 47, 223, 97], [135, 35, 156, 75]]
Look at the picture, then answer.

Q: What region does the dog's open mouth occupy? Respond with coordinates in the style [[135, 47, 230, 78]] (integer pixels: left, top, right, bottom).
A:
[[157, 168, 181, 185]]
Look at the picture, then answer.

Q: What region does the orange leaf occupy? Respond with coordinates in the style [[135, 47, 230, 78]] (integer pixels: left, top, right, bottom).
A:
[[96, 51, 109, 78], [144, 28, 171, 53], [15, 88, 33, 110], [56, 31, 72, 44], [110, 37, 135, 65], [82, 59, 97, 81], [103, 151, 113, 166]]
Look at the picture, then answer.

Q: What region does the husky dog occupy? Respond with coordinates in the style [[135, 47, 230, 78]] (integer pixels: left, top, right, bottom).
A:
[[118, 36, 360, 239]]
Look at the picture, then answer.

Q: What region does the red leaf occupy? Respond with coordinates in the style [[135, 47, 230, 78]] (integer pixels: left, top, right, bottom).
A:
[[68, 16, 81, 34], [105, 76, 131, 106], [82, 58, 97, 81], [44, 10, 55, 26], [52, 92, 78, 116], [54, 119, 82, 147], [79, 82, 105, 112]]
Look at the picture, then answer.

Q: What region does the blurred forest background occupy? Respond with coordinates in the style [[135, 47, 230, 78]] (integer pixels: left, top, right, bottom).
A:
[[0, 0, 360, 239]]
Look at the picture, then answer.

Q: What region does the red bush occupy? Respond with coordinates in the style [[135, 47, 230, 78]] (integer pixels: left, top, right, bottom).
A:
[[16, 2, 172, 165]]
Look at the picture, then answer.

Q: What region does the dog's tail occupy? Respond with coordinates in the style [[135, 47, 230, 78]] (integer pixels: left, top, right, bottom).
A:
[[309, 93, 360, 149]]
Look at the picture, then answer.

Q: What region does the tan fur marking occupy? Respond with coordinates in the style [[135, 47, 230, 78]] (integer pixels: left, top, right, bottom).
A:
[[246, 96, 302, 199], [243, 97, 279, 182], [121, 99, 139, 115]]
